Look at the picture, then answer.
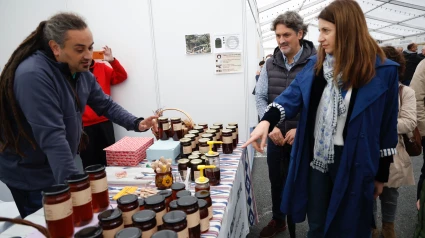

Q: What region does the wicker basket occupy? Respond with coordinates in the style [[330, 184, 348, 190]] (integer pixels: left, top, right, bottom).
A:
[[153, 108, 195, 140], [0, 217, 50, 237]]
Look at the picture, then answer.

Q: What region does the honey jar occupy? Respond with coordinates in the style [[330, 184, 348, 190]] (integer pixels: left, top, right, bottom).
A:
[[180, 138, 192, 158], [138, 198, 145, 211], [190, 159, 202, 182], [193, 126, 204, 137], [213, 123, 223, 140], [176, 190, 191, 199], [162, 210, 189, 237], [169, 200, 178, 211], [228, 123, 239, 142], [221, 129, 233, 154], [209, 126, 221, 148], [198, 138, 210, 154], [198, 199, 209, 233], [188, 130, 200, 148], [157, 190, 172, 211], [158, 117, 171, 140], [117, 194, 139, 227], [85, 164, 109, 213], [171, 117, 183, 141], [98, 209, 124, 238], [204, 130, 218, 151], [197, 123, 208, 130], [177, 159, 189, 180], [74, 226, 103, 238], [115, 227, 142, 238], [145, 195, 167, 229], [152, 230, 178, 238], [184, 134, 197, 150], [205, 152, 220, 186], [177, 196, 201, 238], [195, 191, 213, 220], [66, 174, 93, 227], [132, 210, 158, 238], [226, 126, 237, 149], [171, 183, 186, 201]]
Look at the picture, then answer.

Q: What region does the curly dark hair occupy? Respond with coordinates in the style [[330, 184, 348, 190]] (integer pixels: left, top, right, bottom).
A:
[[381, 46, 406, 80]]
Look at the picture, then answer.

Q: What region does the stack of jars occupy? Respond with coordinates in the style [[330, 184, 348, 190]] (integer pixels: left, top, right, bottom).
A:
[[157, 117, 185, 141]]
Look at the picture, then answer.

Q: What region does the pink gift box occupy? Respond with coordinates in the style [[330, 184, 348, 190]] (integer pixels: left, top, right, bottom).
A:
[[104, 137, 154, 166]]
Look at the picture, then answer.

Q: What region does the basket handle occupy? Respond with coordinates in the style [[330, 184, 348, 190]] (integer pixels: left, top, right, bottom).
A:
[[0, 217, 51, 237], [157, 108, 194, 126]]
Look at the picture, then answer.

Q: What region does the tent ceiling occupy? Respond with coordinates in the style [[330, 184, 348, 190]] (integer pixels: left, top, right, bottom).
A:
[[257, 0, 425, 44]]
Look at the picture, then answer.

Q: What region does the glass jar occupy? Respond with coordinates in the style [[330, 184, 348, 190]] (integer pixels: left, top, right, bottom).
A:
[[74, 226, 103, 238], [205, 130, 218, 151], [138, 198, 145, 211], [228, 123, 239, 143], [198, 138, 210, 154], [171, 183, 185, 201], [115, 227, 142, 238], [205, 152, 220, 186], [213, 123, 223, 141], [117, 194, 139, 227], [193, 126, 204, 137], [194, 178, 210, 192], [155, 171, 173, 190], [200, 155, 208, 166], [152, 230, 178, 238], [177, 159, 189, 181], [198, 199, 209, 233], [171, 117, 183, 141], [195, 191, 213, 220], [209, 126, 221, 148], [197, 123, 208, 130], [190, 159, 202, 182], [42, 185, 74, 238], [226, 126, 237, 149], [176, 190, 191, 199], [221, 129, 233, 154], [180, 138, 192, 158], [145, 195, 167, 229], [177, 196, 201, 238], [188, 130, 200, 150], [184, 134, 197, 151], [85, 164, 110, 213], [169, 200, 178, 211], [158, 117, 171, 141], [162, 210, 189, 237], [66, 174, 93, 227], [157, 190, 172, 211], [132, 210, 158, 238], [191, 151, 201, 157], [188, 154, 200, 163], [98, 209, 124, 238]]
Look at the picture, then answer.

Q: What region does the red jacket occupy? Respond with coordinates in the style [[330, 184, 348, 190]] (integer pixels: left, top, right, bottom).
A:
[[83, 59, 128, 127]]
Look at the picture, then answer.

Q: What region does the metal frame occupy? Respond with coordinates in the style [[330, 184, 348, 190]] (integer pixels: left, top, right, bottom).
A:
[[259, 0, 292, 13], [374, 0, 425, 11], [366, 14, 425, 32]]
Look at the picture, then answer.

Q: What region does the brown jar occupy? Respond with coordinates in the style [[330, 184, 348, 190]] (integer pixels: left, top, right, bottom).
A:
[[152, 230, 178, 238], [213, 123, 223, 139], [205, 152, 220, 186], [117, 194, 139, 227], [228, 123, 239, 142], [188, 154, 200, 162], [194, 178, 210, 192], [198, 199, 209, 233], [205, 130, 218, 151], [184, 134, 197, 150], [190, 159, 203, 182], [162, 211, 189, 237], [198, 138, 210, 154], [177, 159, 189, 180], [138, 198, 145, 211], [98, 209, 124, 238], [169, 200, 178, 211], [85, 164, 110, 213], [132, 210, 158, 238], [145, 195, 167, 228], [188, 130, 200, 147], [221, 129, 233, 154], [200, 155, 208, 166], [195, 191, 213, 220], [176, 190, 191, 199], [171, 117, 183, 141], [197, 123, 208, 130], [157, 190, 172, 211], [180, 138, 192, 158], [226, 126, 237, 149], [74, 226, 103, 238], [66, 174, 93, 227], [42, 185, 74, 238], [158, 117, 171, 140], [171, 183, 185, 201], [115, 227, 142, 238], [193, 126, 204, 137], [177, 196, 201, 238], [191, 151, 201, 157], [209, 126, 221, 148]]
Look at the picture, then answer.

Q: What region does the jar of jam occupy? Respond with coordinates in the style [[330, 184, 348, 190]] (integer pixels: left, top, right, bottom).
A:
[[184, 134, 197, 150], [197, 123, 208, 130], [188, 130, 200, 146], [158, 117, 171, 140], [171, 117, 183, 141], [188, 154, 200, 163], [162, 210, 189, 237], [177, 196, 201, 238], [176, 190, 191, 199], [66, 174, 93, 227], [194, 177, 210, 192], [85, 164, 110, 213], [132, 210, 157, 238], [193, 126, 204, 137], [195, 191, 213, 220], [145, 195, 167, 229], [228, 123, 239, 142], [177, 159, 189, 180], [191, 151, 201, 157], [200, 155, 208, 166], [117, 194, 139, 227], [221, 129, 233, 154], [209, 126, 221, 148], [138, 198, 145, 211], [190, 159, 202, 182], [226, 126, 237, 149], [115, 227, 142, 238], [152, 230, 178, 238], [198, 138, 210, 154], [171, 183, 185, 200], [169, 200, 178, 211], [74, 226, 103, 238], [42, 185, 74, 238], [158, 190, 172, 211], [98, 209, 124, 238], [197, 199, 209, 233], [213, 123, 223, 139], [180, 138, 192, 158], [205, 152, 220, 186], [205, 130, 218, 151]]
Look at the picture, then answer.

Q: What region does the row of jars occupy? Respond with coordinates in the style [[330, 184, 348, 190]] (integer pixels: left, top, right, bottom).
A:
[[177, 151, 220, 186]]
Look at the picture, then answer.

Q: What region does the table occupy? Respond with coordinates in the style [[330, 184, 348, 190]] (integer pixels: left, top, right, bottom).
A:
[[0, 143, 256, 238]]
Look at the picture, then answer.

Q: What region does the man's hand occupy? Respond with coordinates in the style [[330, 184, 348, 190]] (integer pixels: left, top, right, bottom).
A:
[[268, 127, 285, 146], [139, 116, 158, 132], [103, 45, 114, 62], [282, 129, 296, 145], [417, 199, 421, 210], [374, 180, 384, 199]]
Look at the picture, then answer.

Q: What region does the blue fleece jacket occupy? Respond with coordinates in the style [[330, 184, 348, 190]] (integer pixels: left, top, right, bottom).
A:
[[0, 50, 141, 190]]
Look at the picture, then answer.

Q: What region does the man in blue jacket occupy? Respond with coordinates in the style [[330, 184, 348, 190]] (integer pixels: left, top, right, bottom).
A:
[[0, 13, 157, 218]]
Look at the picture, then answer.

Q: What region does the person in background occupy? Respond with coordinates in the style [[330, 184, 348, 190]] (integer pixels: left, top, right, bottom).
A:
[[255, 11, 317, 238], [396, 47, 403, 53], [418, 47, 425, 59], [256, 60, 265, 82], [0, 13, 157, 218], [80, 45, 128, 168], [372, 46, 415, 238], [403, 43, 422, 85]]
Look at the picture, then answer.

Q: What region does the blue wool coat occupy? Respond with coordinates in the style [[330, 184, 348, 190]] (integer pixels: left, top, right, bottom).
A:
[[274, 55, 399, 237]]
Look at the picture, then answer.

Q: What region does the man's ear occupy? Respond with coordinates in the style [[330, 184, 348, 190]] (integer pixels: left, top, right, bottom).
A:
[[297, 30, 303, 40], [48, 40, 60, 57]]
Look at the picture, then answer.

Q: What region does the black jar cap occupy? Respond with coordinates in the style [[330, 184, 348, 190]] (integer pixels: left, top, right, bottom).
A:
[[117, 194, 138, 205], [85, 164, 105, 174], [169, 200, 178, 209], [115, 227, 142, 238], [66, 173, 89, 183], [171, 183, 185, 191], [162, 210, 186, 224], [152, 230, 178, 238], [176, 190, 191, 199], [195, 190, 210, 199], [74, 226, 103, 238], [198, 199, 207, 209], [157, 190, 172, 198], [138, 198, 145, 207], [145, 194, 165, 205], [132, 210, 156, 223], [177, 196, 198, 207], [42, 184, 69, 196], [98, 209, 122, 222]]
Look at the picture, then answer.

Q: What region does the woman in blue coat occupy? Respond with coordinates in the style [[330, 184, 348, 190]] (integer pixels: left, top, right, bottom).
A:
[[243, 0, 399, 237]]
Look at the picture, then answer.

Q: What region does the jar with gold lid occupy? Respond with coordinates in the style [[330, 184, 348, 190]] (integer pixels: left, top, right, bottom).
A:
[[193, 126, 205, 137], [184, 134, 197, 151], [221, 129, 233, 154], [226, 126, 237, 149], [228, 123, 239, 142], [190, 159, 203, 182], [205, 152, 220, 186], [180, 138, 192, 158], [198, 138, 210, 154], [177, 159, 189, 180], [197, 123, 208, 130]]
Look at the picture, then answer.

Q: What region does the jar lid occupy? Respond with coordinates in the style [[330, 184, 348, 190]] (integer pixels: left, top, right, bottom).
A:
[[198, 123, 208, 126], [145, 194, 165, 205], [195, 177, 209, 184], [115, 227, 142, 238], [132, 210, 156, 223], [201, 133, 213, 138], [171, 182, 185, 190], [227, 126, 237, 129], [138, 198, 145, 207], [188, 155, 199, 160], [176, 190, 191, 199], [195, 190, 210, 199], [188, 130, 199, 135], [228, 123, 238, 126], [74, 226, 103, 238], [184, 134, 196, 138], [191, 151, 201, 155], [190, 159, 202, 165], [157, 190, 172, 198], [213, 123, 223, 126], [198, 138, 210, 143], [179, 138, 191, 143], [193, 126, 204, 130], [205, 130, 216, 134], [169, 200, 178, 209], [170, 117, 181, 121], [117, 194, 138, 205], [42, 184, 69, 196], [205, 152, 219, 157], [177, 196, 198, 207], [85, 164, 105, 174], [210, 126, 220, 129], [158, 117, 168, 121], [98, 209, 122, 222], [177, 159, 189, 164], [152, 230, 178, 238], [222, 129, 232, 133], [198, 199, 208, 209], [201, 155, 207, 160], [66, 173, 89, 183], [162, 210, 187, 224]]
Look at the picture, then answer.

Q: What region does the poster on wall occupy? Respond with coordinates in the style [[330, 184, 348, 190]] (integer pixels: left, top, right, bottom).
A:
[[213, 34, 242, 53], [215, 53, 242, 74], [185, 34, 211, 54]]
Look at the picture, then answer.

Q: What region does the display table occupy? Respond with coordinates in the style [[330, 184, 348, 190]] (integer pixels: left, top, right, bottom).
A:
[[0, 143, 256, 238]]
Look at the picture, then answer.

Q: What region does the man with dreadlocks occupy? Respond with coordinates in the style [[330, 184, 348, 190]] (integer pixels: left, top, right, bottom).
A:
[[0, 13, 158, 218]]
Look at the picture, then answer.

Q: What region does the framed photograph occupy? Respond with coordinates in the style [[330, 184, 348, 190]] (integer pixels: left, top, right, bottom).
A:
[[185, 34, 211, 54]]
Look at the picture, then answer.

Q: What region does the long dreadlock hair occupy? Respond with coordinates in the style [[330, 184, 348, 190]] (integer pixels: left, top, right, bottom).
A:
[[0, 13, 87, 156]]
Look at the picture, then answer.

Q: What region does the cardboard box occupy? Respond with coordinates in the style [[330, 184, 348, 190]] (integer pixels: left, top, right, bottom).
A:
[[146, 139, 181, 165], [104, 137, 154, 166]]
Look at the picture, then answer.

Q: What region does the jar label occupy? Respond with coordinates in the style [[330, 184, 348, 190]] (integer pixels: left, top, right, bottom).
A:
[[173, 123, 182, 131], [122, 208, 139, 225], [71, 187, 92, 207], [236, 128, 239, 133], [201, 217, 210, 232], [187, 210, 200, 228], [177, 227, 189, 238], [90, 177, 108, 194], [191, 141, 196, 149], [163, 122, 170, 130], [44, 198, 73, 221], [156, 208, 167, 226], [181, 170, 187, 179], [208, 206, 213, 219], [142, 226, 158, 238], [195, 137, 199, 144], [183, 146, 192, 154], [199, 146, 208, 153], [194, 171, 200, 180], [232, 132, 236, 139], [103, 223, 124, 238], [223, 136, 233, 144]]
